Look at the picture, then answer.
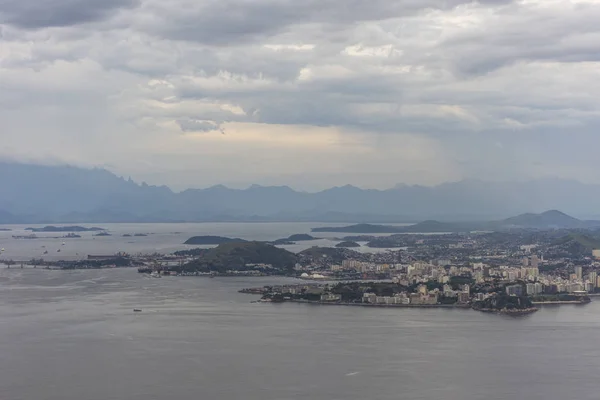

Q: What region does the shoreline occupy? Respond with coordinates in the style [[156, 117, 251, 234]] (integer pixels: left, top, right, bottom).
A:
[[260, 298, 472, 309]]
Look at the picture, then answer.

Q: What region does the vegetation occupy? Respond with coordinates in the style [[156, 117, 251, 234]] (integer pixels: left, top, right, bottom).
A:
[[287, 234, 316, 241], [178, 242, 297, 273], [297, 246, 361, 264], [184, 236, 247, 245], [472, 294, 534, 311], [335, 241, 361, 248]]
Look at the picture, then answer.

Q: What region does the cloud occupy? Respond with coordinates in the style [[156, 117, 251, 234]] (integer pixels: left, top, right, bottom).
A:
[[2, 0, 600, 190], [0, 0, 139, 29]]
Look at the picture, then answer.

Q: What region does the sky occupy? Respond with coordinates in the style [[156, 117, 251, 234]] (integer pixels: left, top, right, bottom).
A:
[[1, 0, 600, 191]]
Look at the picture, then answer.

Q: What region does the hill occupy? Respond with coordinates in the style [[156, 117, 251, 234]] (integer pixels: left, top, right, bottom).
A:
[[500, 210, 586, 229], [313, 211, 600, 233], [336, 241, 361, 248], [286, 234, 316, 241], [184, 236, 246, 245], [181, 242, 297, 273]]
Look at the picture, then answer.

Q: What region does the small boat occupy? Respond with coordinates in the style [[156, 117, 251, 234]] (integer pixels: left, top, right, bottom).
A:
[[57, 249, 61, 252], [133, 309, 142, 312], [150, 271, 161, 278], [43, 250, 48, 254]]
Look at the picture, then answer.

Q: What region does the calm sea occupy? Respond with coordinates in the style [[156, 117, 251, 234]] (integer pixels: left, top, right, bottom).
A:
[[1, 268, 600, 400], [0, 222, 407, 262]]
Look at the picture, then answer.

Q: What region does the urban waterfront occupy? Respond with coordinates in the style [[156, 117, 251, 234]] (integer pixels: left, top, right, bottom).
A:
[[1, 268, 600, 400]]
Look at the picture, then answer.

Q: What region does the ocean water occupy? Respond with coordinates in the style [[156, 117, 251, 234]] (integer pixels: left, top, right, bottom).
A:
[[0, 268, 599, 400], [0, 222, 405, 261]]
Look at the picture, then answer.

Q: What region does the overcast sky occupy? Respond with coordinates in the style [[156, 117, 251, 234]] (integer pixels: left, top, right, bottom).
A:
[[1, 0, 600, 190]]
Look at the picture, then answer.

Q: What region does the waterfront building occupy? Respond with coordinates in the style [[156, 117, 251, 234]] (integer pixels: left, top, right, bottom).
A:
[[575, 266, 583, 280], [526, 282, 543, 295], [506, 284, 523, 296], [589, 271, 598, 289]]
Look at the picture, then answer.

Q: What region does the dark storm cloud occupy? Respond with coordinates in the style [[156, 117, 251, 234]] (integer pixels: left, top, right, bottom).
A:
[[0, 0, 139, 29]]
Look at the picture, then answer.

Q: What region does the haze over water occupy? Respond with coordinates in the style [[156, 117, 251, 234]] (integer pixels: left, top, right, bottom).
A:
[[1, 268, 599, 400]]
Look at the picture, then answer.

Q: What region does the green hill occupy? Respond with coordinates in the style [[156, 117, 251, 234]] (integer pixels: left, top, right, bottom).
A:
[[184, 236, 246, 245], [181, 241, 297, 273]]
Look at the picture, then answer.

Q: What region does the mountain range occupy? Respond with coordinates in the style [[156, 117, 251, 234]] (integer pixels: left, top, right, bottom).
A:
[[312, 210, 600, 233], [1, 162, 600, 223]]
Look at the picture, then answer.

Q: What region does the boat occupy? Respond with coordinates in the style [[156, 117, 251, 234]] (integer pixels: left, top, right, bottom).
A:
[[43, 250, 48, 254], [133, 309, 142, 312], [150, 271, 161, 278], [57, 249, 61, 252]]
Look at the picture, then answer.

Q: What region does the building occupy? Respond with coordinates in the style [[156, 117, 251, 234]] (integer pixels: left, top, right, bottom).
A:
[[593, 249, 600, 260], [531, 255, 539, 269], [589, 271, 598, 289], [575, 266, 583, 280], [526, 282, 543, 296], [320, 294, 341, 302], [506, 284, 523, 296], [457, 292, 470, 304]]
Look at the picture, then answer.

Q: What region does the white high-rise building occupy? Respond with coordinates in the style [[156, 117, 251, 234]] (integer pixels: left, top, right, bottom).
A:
[[575, 266, 583, 280], [589, 271, 598, 289]]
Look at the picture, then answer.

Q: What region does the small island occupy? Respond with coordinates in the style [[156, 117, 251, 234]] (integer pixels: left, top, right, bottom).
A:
[[26, 226, 105, 232], [94, 232, 111, 237], [184, 236, 247, 245], [270, 234, 316, 245], [134, 233, 148, 237], [287, 234, 316, 241], [336, 241, 361, 248]]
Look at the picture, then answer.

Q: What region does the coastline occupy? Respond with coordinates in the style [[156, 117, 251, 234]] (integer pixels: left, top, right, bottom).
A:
[[258, 298, 472, 309]]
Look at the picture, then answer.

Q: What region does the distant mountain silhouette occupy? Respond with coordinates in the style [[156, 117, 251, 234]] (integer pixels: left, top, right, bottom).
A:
[[313, 211, 600, 233], [2, 162, 600, 223], [501, 210, 585, 229]]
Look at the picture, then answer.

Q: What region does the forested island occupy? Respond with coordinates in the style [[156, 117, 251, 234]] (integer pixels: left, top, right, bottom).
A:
[[184, 236, 246, 245], [335, 241, 361, 248]]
